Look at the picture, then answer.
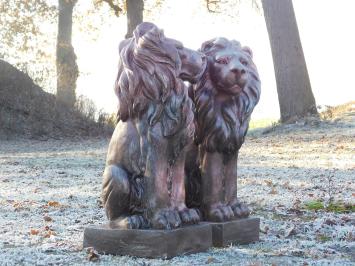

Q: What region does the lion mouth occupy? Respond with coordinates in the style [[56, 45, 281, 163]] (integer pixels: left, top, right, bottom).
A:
[[218, 83, 243, 95], [229, 84, 243, 94], [180, 56, 208, 84]]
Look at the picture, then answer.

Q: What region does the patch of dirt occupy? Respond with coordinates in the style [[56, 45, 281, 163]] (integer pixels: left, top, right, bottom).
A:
[[0, 59, 112, 139], [0, 108, 354, 265]]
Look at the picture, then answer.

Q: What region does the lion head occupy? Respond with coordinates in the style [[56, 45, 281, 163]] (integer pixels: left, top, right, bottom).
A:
[[192, 38, 261, 155], [114, 22, 206, 125]]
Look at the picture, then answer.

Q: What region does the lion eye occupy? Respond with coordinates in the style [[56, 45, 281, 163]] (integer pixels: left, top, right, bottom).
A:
[[216, 57, 229, 64], [240, 59, 248, 66]]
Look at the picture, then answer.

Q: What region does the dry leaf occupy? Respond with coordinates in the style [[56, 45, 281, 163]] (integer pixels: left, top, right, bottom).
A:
[[265, 179, 273, 187], [260, 225, 269, 234], [284, 225, 296, 238], [341, 216, 351, 223], [30, 229, 39, 235], [43, 230, 57, 238], [270, 187, 278, 195], [87, 247, 100, 262], [324, 219, 336, 226], [48, 201, 60, 207], [43, 216, 53, 222], [206, 257, 220, 264], [282, 181, 291, 189]]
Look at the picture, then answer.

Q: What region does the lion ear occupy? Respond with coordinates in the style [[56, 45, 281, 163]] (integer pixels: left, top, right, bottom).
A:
[[200, 39, 215, 53], [242, 46, 253, 58]]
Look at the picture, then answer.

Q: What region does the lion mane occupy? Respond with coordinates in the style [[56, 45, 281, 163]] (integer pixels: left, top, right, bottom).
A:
[[193, 38, 261, 156], [114, 22, 193, 138]]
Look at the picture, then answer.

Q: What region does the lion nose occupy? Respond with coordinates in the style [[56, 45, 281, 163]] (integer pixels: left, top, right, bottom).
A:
[[231, 66, 246, 76]]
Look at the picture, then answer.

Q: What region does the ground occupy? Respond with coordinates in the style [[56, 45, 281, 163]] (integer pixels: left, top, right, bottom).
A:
[[0, 108, 354, 265]]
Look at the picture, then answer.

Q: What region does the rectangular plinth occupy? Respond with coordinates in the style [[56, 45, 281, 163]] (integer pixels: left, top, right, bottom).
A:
[[83, 223, 212, 259], [210, 217, 260, 247]]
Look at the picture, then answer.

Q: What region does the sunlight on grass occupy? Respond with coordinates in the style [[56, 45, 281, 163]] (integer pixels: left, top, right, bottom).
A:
[[249, 118, 278, 130]]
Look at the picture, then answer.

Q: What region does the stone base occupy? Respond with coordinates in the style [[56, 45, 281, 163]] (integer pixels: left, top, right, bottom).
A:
[[210, 217, 260, 247], [83, 223, 212, 259]]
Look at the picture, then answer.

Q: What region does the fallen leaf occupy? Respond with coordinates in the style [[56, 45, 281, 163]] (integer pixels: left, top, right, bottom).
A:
[[341, 216, 351, 223], [43, 230, 57, 238], [284, 225, 296, 238], [48, 201, 60, 207], [206, 257, 220, 264], [265, 179, 273, 187], [260, 225, 269, 234], [282, 181, 291, 189], [87, 247, 100, 262], [44, 216, 53, 222], [324, 219, 336, 226], [270, 187, 278, 195], [30, 229, 39, 235]]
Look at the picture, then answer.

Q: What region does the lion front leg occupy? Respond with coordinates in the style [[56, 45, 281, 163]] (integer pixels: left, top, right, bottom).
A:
[[200, 152, 234, 222], [142, 124, 182, 230], [170, 148, 200, 225], [224, 153, 250, 218]]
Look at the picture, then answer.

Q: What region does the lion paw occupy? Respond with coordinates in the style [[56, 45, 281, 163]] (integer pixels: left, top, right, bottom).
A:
[[109, 214, 149, 229], [178, 207, 200, 225], [205, 204, 234, 222], [151, 209, 182, 230], [230, 201, 250, 218]]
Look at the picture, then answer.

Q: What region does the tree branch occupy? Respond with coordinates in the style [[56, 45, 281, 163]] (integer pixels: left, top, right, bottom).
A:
[[102, 0, 122, 16]]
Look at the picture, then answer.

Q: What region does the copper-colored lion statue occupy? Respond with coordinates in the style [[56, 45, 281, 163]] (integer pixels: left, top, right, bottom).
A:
[[186, 38, 261, 222], [102, 23, 206, 229]]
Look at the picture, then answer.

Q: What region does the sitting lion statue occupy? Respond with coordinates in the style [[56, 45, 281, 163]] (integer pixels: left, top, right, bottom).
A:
[[185, 37, 261, 222], [102, 22, 206, 229]]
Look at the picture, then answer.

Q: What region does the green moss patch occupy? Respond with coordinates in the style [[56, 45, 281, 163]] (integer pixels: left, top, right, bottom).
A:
[[304, 200, 354, 213]]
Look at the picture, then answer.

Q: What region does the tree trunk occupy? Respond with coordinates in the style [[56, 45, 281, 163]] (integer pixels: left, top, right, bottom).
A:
[[125, 0, 144, 39], [261, 0, 317, 122], [56, 0, 78, 109]]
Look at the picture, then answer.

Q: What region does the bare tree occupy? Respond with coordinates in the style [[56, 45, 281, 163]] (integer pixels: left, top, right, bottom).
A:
[[56, 0, 79, 108], [98, 0, 143, 39], [261, 0, 317, 122], [125, 0, 144, 38], [204, 0, 318, 122]]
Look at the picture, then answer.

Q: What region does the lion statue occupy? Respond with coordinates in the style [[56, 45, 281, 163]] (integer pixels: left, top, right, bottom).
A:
[[185, 37, 261, 222], [102, 22, 206, 230]]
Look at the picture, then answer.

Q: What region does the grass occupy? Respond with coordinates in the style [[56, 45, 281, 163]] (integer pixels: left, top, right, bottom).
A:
[[248, 118, 278, 130], [317, 234, 331, 243], [319, 101, 355, 120], [249, 101, 354, 130], [304, 200, 355, 213], [304, 200, 324, 211]]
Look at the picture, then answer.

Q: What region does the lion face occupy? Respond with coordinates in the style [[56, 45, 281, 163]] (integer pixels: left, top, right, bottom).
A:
[[161, 37, 206, 84], [177, 45, 207, 84], [201, 38, 254, 96], [193, 37, 261, 154]]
